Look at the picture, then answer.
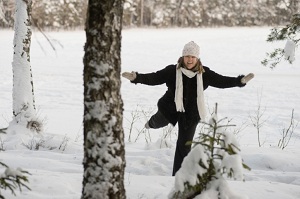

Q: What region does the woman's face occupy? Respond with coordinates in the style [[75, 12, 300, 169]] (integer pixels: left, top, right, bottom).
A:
[[183, 56, 198, 69]]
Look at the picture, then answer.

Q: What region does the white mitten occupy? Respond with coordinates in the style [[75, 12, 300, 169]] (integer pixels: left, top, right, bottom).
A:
[[122, 71, 137, 81], [241, 73, 254, 84]]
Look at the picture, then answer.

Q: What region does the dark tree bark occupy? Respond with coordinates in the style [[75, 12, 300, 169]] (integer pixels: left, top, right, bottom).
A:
[[82, 0, 125, 199]]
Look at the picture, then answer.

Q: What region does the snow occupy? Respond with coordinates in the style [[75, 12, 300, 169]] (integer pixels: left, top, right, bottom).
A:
[[284, 40, 296, 63], [174, 144, 208, 193], [0, 27, 300, 198], [193, 178, 248, 199]]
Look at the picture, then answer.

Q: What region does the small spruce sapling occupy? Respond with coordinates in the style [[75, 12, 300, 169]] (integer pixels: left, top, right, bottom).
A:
[[0, 130, 30, 199], [169, 103, 250, 199], [0, 162, 31, 199]]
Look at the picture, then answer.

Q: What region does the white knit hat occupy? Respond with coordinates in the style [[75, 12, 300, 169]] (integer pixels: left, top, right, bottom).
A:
[[182, 41, 200, 58]]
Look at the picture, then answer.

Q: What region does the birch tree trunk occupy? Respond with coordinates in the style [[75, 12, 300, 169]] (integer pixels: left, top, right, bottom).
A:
[[11, 0, 41, 133], [81, 0, 125, 198]]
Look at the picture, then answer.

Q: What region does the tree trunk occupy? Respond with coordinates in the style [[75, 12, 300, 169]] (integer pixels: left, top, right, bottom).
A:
[[11, 0, 41, 132], [82, 0, 125, 198], [140, 0, 144, 26], [0, 0, 7, 24], [175, 0, 184, 26]]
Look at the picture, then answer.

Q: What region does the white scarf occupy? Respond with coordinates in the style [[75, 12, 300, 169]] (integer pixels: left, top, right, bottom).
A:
[[175, 66, 206, 121]]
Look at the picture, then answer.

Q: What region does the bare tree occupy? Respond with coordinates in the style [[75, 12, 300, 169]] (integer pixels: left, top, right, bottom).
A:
[[81, 0, 125, 198], [278, 109, 299, 150], [249, 91, 268, 147]]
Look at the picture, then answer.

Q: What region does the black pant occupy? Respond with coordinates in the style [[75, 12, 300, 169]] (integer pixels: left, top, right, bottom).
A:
[[172, 114, 198, 176], [148, 111, 199, 176], [148, 110, 169, 129]]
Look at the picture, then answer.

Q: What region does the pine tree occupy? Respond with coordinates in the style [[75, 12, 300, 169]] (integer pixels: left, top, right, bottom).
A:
[[170, 104, 250, 199]]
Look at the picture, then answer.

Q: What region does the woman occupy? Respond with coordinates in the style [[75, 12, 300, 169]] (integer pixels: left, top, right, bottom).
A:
[[122, 41, 254, 176]]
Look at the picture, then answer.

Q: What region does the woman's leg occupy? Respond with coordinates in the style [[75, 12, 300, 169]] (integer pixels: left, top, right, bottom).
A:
[[147, 110, 169, 129], [172, 115, 198, 176]]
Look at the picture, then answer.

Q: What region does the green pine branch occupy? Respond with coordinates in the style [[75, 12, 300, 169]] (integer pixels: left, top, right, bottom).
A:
[[0, 162, 31, 199], [262, 13, 300, 68]]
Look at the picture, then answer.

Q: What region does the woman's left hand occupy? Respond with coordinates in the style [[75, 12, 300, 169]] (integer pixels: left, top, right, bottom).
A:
[[122, 71, 137, 81]]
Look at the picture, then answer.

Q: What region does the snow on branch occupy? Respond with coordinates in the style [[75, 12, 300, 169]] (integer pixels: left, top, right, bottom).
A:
[[262, 13, 299, 68], [0, 162, 31, 198]]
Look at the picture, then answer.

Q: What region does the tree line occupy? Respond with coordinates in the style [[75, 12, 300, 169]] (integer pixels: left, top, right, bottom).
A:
[[1, 0, 299, 29]]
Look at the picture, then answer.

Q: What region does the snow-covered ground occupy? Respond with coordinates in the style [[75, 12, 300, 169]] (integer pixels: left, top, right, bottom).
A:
[[1, 27, 300, 198]]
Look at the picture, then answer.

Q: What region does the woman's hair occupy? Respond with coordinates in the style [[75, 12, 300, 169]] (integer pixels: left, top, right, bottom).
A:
[[177, 56, 204, 73]]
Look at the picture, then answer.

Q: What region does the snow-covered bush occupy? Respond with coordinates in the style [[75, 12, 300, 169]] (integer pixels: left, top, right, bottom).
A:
[[169, 104, 250, 199]]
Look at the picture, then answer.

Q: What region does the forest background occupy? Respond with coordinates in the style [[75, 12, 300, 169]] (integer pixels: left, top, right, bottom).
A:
[[0, 0, 300, 198], [1, 0, 299, 29]]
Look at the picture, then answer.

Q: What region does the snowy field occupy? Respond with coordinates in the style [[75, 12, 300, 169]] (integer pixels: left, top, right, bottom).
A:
[[1, 27, 300, 198]]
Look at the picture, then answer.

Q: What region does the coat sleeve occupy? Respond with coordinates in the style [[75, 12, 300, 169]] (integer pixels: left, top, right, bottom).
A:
[[204, 67, 245, 88], [131, 65, 174, 86]]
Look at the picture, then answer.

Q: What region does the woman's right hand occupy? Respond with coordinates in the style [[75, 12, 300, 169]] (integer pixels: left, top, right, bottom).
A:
[[241, 73, 254, 84], [122, 71, 137, 81]]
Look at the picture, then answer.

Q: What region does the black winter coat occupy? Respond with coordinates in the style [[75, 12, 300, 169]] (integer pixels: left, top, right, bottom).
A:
[[132, 64, 245, 126]]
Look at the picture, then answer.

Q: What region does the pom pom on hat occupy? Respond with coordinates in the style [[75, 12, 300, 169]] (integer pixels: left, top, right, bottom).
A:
[[182, 41, 200, 58]]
